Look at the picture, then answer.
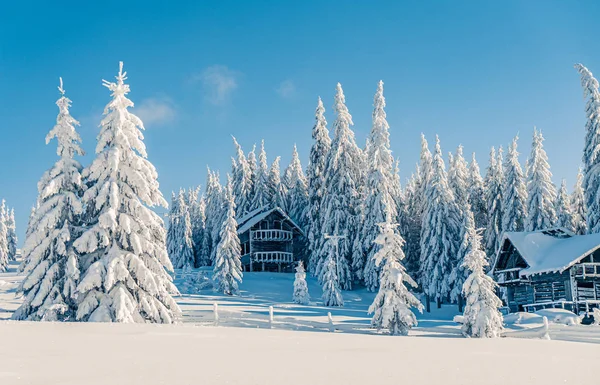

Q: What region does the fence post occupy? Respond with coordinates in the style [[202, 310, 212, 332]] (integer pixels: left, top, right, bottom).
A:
[[328, 312, 334, 333], [213, 302, 219, 326]]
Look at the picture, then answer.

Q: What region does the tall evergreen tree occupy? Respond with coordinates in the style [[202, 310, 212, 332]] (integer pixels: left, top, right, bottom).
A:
[[484, 147, 504, 261], [231, 136, 252, 216], [419, 136, 461, 309], [320, 234, 344, 307], [286, 145, 309, 227], [18, 205, 38, 272], [186, 186, 205, 267], [0, 207, 8, 273], [213, 176, 243, 296], [306, 98, 331, 275], [317, 83, 362, 290], [368, 222, 423, 335], [268, 156, 286, 210], [417, 134, 433, 216], [250, 140, 270, 210], [197, 195, 211, 266], [449, 204, 476, 312], [73, 63, 180, 323], [401, 171, 422, 279], [362, 80, 396, 291], [468, 153, 487, 230], [246, 144, 257, 207], [572, 168, 587, 235], [502, 136, 527, 233], [6, 208, 17, 261], [461, 213, 504, 338], [167, 190, 194, 269], [525, 128, 557, 231], [13, 78, 84, 321], [575, 63, 600, 233], [204, 169, 225, 265], [448, 146, 469, 219], [555, 179, 576, 233]]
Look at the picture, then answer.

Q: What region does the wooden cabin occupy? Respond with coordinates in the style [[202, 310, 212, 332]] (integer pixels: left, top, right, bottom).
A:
[[236, 206, 304, 272], [492, 228, 600, 314]]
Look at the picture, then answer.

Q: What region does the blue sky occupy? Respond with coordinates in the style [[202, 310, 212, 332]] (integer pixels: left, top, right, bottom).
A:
[[0, 0, 599, 242]]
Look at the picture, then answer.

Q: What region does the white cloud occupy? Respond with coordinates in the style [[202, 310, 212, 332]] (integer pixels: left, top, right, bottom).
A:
[[193, 65, 239, 106], [276, 80, 296, 99], [134, 97, 176, 127]]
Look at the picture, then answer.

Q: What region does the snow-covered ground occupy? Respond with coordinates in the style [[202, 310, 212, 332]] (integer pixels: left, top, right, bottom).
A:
[[1, 263, 599, 384]]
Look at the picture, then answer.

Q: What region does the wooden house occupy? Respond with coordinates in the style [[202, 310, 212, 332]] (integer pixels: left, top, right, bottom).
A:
[[492, 228, 600, 313], [236, 206, 304, 272]]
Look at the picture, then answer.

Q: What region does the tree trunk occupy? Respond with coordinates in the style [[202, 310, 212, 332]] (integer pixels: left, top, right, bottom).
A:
[[436, 296, 442, 309], [425, 294, 431, 313], [458, 296, 464, 313]]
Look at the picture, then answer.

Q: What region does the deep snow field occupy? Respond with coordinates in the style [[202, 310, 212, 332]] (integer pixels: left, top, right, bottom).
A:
[[1, 262, 599, 385]]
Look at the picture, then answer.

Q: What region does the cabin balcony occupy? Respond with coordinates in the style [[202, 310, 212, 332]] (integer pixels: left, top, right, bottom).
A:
[[573, 263, 600, 278], [495, 268, 530, 285], [250, 229, 293, 241], [253, 251, 294, 264]]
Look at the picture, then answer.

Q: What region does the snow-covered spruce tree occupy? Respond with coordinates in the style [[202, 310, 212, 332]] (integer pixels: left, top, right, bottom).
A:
[[449, 204, 476, 313], [18, 205, 38, 272], [362, 80, 397, 291], [575, 63, 600, 233], [484, 147, 504, 261], [317, 83, 362, 290], [448, 146, 469, 210], [73, 63, 180, 323], [417, 134, 433, 216], [6, 208, 17, 261], [572, 169, 587, 235], [13, 78, 84, 320], [231, 136, 252, 216], [250, 140, 270, 210], [306, 98, 331, 275], [461, 212, 504, 338], [502, 136, 527, 233], [286, 144, 309, 227], [167, 190, 194, 269], [0, 205, 8, 273], [268, 156, 287, 210], [212, 176, 243, 296], [368, 222, 423, 335], [555, 180, 576, 233], [205, 169, 225, 265], [186, 186, 206, 267], [197, 196, 211, 266], [321, 234, 344, 307], [525, 128, 557, 231], [419, 136, 461, 310], [401, 171, 422, 279], [292, 260, 310, 305], [246, 144, 257, 206], [468, 153, 487, 231]]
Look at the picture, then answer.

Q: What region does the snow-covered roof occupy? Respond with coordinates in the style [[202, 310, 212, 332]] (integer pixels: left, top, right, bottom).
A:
[[236, 206, 304, 235], [497, 228, 600, 276]]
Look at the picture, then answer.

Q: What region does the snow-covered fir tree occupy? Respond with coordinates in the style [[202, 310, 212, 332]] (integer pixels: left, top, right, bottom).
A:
[[292, 260, 310, 305], [555, 180, 576, 233], [73, 63, 180, 323], [468, 153, 487, 230], [317, 83, 362, 290], [231, 136, 252, 216], [419, 136, 461, 309], [6, 208, 17, 261], [417, 134, 433, 216], [368, 222, 423, 336], [246, 144, 257, 206], [448, 146, 469, 210], [13, 78, 84, 321], [572, 168, 587, 235], [401, 171, 422, 279], [197, 196, 211, 266], [502, 136, 527, 233], [205, 169, 225, 265], [268, 156, 286, 210], [461, 212, 504, 338], [0, 207, 9, 273], [186, 186, 206, 267], [321, 234, 344, 307], [362, 80, 396, 291], [285, 145, 309, 227], [484, 147, 504, 260], [250, 140, 270, 210], [212, 176, 243, 296], [18, 205, 38, 272], [449, 204, 476, 312], [167, 190, 195, 269], [525, 128, 557, 231], [306, 98, 331, 275], [575, 63, 600, 234]]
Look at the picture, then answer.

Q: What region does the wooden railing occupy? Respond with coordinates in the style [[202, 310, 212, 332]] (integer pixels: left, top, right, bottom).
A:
[[251, 229, 293, 241], [495, 268, 529, 284], [573, 263, 600, 278], [253, 251, 294, 263]]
